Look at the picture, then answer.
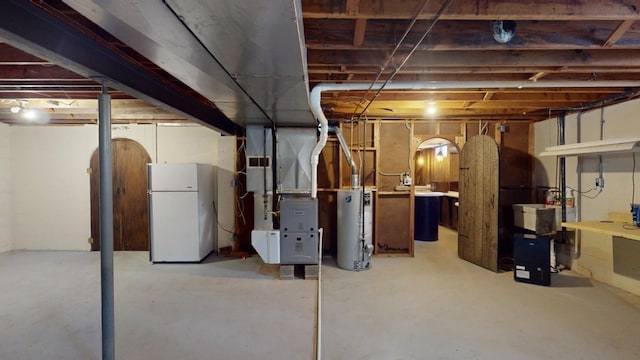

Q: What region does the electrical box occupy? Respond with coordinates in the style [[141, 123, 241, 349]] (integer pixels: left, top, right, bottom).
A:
[[279, 197, 318, 264]]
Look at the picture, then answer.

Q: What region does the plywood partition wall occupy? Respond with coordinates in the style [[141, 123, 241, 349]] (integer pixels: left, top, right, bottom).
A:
[[376, 121, 413, 256], [458, 135, 500, 271]]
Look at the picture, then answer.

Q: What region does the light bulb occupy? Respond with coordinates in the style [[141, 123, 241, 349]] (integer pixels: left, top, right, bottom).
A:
[[22, 108, 37, 120], [426, 101, 437, 116]]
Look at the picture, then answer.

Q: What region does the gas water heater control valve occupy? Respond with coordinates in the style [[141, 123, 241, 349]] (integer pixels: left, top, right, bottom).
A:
[[364, 243, 374, 256]]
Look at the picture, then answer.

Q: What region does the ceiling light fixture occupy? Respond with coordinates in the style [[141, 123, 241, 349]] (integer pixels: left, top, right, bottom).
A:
[[22, 108, 38, 121], [426, 102, 437, 116]]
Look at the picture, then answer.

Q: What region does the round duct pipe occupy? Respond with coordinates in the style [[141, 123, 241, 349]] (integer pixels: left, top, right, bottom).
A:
[[491, 20, 516, 43]]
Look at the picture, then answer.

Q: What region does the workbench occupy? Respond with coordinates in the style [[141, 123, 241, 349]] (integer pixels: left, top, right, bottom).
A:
[[561, 212, 640, 241]]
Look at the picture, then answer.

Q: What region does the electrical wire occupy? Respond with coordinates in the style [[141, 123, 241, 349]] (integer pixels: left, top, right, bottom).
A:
[[581, 188, 603, 199], [348, 0, 433, 118], [566, 186, 600, 195], [353, 0, 454, 120], [212, 199, 235, 235]]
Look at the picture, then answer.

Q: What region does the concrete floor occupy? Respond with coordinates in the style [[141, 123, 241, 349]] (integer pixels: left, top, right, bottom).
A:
[[1, 227, 640, 359]]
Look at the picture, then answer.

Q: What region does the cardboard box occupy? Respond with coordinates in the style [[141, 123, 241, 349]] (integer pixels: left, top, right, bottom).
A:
[[545, 205, 577, 231], [512, 204, 556, 235]]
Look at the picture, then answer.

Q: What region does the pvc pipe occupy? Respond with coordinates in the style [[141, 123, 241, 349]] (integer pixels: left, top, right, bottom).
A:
[[308, 80, 640, 197], [311, 80, 640, 93], [309, 84, 330, 198], [98, 81, 115, 360]]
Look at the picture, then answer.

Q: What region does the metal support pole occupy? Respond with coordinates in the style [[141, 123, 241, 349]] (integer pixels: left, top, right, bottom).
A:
[[98, 80, 115, 360], [559, 112, 567, 244]]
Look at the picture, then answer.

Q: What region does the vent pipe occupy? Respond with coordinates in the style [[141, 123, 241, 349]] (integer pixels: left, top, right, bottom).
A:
[[309, 80, 640, 198], [329, 125, 359, 189]]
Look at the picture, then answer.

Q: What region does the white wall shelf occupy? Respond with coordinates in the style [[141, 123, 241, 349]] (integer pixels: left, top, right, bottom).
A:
[[539, 137, 640, 157]]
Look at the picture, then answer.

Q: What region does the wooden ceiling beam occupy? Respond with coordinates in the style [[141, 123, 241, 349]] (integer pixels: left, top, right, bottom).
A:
[[603, 19, 636, 47], [308, 49, 640, 67], [345, 0, 360, 16], [302, 0, 640, 20], [353, 18, 367, 47], [528, 72, 548, 82], [0, 43, 53, 63], [309, 72, 640, 83], [308, 65, 640, 75], [305, 19, 640, 51], [0, 65, 85, 79]]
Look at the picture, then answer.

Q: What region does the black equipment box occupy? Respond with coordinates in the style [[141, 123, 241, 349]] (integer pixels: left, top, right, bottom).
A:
[[513, 234, 551, 286]]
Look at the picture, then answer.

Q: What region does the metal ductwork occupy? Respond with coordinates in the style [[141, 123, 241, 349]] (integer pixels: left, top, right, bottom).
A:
[[329, 125, 359, 189], [491, 20, 516, 44], [63, 0, 315, 128]]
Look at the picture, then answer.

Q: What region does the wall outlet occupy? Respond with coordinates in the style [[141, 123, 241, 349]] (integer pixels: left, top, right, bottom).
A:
[[596, 177, 604, 188]]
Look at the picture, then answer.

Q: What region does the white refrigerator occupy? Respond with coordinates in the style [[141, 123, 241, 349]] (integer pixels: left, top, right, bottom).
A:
[[148, 163, 215, 262]]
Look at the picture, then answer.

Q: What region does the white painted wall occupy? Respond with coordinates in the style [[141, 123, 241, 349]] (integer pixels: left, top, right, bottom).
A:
[[8, 123, 228, 252], [156, 125, 219, 164], [10, 125, 97, 251], [534, 98, 640, 295], [216, 136, 236, 250], [0, 123, 11, 253]]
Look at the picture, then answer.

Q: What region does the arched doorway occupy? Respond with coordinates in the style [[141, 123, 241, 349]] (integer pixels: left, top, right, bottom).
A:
[[414, 137, 460, 192], [89, 138, 151, 251]]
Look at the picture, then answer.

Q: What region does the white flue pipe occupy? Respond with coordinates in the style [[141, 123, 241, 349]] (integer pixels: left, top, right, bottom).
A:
[[309, 84, 331, 198], [308, 80, 640, 197]]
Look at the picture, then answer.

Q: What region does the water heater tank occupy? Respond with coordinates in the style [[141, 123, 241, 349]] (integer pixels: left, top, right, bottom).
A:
[[337, 189, 373, 271]]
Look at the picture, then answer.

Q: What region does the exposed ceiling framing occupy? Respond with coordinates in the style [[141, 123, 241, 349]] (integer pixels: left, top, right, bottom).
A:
[[2, 0, 640, 126]]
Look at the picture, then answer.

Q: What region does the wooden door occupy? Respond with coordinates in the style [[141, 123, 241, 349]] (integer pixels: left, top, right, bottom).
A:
[[458, 135, 500, 271], [90, 138, 151, 251]]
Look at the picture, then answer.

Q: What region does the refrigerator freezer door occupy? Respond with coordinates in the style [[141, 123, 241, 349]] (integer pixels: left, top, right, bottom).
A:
[[150, 191, 200, 262], [148, 163, 198, 192]]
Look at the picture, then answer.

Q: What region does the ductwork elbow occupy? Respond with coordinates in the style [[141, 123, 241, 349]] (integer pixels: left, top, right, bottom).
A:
[[491, 20, 516, 44], [309, 84, 330, 199]]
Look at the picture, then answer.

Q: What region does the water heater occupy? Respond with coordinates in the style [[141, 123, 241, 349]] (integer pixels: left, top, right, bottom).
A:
[[337, 189, 373, 271]]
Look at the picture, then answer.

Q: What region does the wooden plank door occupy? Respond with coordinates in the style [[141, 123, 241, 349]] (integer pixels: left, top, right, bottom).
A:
[[458, 135, 499, 271], [90, 138, 151, 251]]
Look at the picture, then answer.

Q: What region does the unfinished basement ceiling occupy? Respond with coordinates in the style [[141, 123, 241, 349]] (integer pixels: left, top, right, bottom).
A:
[[3, 0, 640, 128]]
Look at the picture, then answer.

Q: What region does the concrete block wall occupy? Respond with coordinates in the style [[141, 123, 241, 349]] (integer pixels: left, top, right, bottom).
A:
[[535, 98, 640, 296]]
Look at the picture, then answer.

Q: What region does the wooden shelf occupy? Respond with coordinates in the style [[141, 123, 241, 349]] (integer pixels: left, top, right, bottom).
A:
[[561, 221, 640, 241]]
